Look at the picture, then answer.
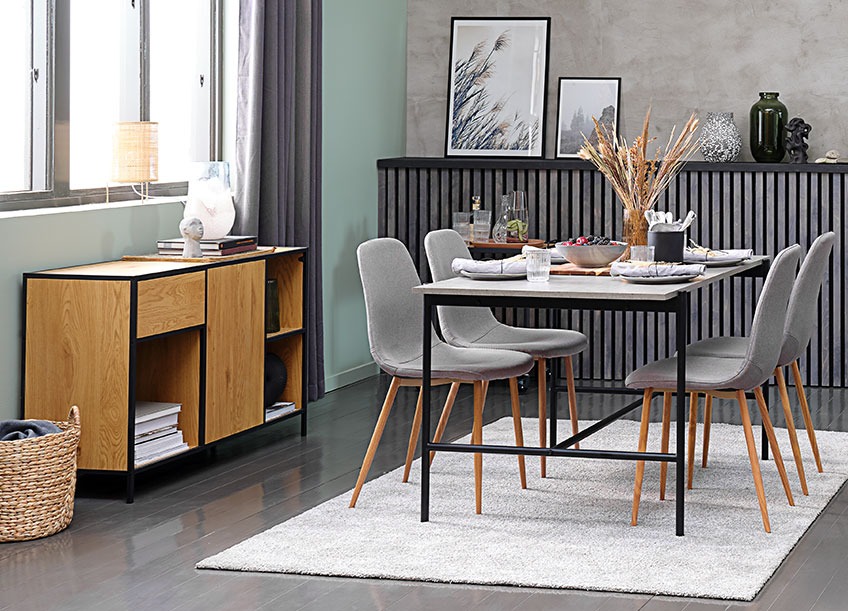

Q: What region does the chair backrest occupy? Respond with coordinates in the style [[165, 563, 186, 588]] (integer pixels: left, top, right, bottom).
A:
[[734, 244, 801, 389], [778, 232, 836, 365], [424, 229, 501, 345], [356, 237, 433, 373]]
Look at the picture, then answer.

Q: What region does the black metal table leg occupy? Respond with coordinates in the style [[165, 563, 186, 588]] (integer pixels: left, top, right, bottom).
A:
[[421, 296, 432, 522], [675, 293, 688, 536]]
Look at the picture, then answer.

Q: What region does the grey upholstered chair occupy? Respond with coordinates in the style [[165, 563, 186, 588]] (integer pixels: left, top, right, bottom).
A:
[[424, 229, 589, 478], [626, 244, 802, 533], [687, 232, 835, 496], [352, 237, 534, 514]]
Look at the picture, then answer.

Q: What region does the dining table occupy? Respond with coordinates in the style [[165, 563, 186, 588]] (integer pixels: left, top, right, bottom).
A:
[[413, 255, 770, 536]]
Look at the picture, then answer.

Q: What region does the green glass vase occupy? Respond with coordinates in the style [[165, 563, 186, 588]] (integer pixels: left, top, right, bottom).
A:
[[749, 92, 788, 162]]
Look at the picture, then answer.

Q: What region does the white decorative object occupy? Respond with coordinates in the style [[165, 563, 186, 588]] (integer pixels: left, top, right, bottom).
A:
[[184, 162, 236, 239], [179, 217, 204, 258], [700, 112, 742, 163]]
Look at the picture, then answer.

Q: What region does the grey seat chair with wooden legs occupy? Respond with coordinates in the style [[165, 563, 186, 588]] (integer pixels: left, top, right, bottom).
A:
[[424, 229, 589, 478], [625, 244, 802, 533], [351, 237, 534, 514], [685, 232, 834, 496]]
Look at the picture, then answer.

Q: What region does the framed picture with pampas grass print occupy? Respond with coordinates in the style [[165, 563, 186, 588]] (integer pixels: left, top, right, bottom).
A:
[[556, 77, 621, 158], [445, 17, 550, 158]]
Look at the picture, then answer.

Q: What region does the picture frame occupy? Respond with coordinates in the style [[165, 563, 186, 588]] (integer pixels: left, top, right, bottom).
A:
[[445, 17, 550, 158], [555, 77, 621, 158]]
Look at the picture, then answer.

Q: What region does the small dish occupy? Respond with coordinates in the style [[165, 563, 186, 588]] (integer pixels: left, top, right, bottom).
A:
[[618, 274, 701, 284], [701, 257, 746, 267], [461, 271, 526, 281]]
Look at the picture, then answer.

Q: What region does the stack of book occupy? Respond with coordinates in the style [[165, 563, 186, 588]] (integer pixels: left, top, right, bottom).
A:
[[134, 401, 189, 466], [265, 401, 296, 421], [156, 235, 257, 257]]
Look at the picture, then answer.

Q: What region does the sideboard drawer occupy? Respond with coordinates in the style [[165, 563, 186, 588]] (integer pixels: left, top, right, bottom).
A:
[[137, 272, 206, 337]]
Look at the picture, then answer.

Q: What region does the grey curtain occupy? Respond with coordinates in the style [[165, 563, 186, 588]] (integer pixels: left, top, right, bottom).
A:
[[235, 0, 325, 400]]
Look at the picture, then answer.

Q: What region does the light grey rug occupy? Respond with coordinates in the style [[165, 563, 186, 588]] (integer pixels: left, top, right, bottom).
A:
[[198, 417, 848, 600]]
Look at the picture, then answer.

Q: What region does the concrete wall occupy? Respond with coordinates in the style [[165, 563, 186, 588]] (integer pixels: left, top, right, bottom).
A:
[[0, 201, 184, 420], [321, 0, 407, 390], [407, 0, 848, 161]]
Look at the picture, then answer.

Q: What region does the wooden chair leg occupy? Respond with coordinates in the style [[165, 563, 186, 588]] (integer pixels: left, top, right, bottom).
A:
[[687, 392, 698, 490], [350, 377, 401, 508], [775, 367, 808, 495], [430, 382, 460, 466], [702, 394, 713, 468], [659, 392, 671, 500], [473, 380, 485, 515], [565, 355, 580, 450], [791, 360, 823, 472], [737, 390, 771, 533], [509, 377, 527, 489], [754, 387, 795, 506], [402, 388, 424, 483], [632, 388, 653, 526], [537, 359, 547, 478]]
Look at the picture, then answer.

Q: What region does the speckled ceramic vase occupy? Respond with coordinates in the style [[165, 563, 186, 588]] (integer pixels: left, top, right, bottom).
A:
[[700, 112, 742, 163]]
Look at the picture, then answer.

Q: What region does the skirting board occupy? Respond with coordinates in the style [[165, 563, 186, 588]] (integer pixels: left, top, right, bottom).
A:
[[324, 362, 379, 393]]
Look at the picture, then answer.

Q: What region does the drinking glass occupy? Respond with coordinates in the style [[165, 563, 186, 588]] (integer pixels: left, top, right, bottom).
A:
[[526, 249, 551, 282], [452, 211, 471, 242], [630, 245, 655, 262], [507, 191, 529, 242], [472, 209, 491, 242]]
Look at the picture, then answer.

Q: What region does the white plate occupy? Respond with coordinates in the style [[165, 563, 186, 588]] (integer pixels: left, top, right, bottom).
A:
[[618, 274, 701, 284], [701, 256, 746, 267], [461, 271, 526, 281]]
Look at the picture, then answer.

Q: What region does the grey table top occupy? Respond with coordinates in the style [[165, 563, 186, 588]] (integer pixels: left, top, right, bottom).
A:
[[413, 256, 769, 302]]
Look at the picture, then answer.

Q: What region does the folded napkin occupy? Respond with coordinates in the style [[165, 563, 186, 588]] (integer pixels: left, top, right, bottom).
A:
[[684, 247, 753, 263], [451, 257, 527, 275], [0, 419, 61, 441], [610, 261, 706, 278], [521, 244, 565, 263]]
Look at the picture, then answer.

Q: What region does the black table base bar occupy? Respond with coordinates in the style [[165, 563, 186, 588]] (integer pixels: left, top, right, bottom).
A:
[[553, 397, 644, 449], [427, 441, 673, 463]]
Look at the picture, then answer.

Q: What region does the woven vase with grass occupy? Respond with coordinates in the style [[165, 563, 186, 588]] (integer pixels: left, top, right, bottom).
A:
[[578, 108, 700, 259]]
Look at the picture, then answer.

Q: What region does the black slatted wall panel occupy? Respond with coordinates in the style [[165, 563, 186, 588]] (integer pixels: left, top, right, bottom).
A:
[[378, 158, 845, 388]]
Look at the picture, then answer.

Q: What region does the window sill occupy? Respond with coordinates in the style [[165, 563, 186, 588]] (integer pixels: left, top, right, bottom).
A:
[[0, 196, 184, 220]]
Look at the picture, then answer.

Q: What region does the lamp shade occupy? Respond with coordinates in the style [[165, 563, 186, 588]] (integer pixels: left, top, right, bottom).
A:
[[112, 122, 159, 183]]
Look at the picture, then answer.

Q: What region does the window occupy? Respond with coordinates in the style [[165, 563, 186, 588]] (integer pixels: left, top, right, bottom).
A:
[[0, 0, 219, 209]]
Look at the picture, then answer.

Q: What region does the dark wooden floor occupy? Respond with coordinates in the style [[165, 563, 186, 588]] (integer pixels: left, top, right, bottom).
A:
[[2, 374, 848, 611]]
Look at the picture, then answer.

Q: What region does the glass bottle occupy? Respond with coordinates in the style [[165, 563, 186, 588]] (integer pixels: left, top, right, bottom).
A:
[[265, 278, 281, 334], [750, 92, 788, 163], [492, 194, 510, 243]]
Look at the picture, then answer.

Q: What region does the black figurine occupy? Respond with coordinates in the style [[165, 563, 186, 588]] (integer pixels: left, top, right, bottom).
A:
[[785, 117, 812, 164]]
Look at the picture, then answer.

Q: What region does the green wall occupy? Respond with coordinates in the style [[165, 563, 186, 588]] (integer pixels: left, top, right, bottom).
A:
[[0, 201, 184, 420], [321, 0, 407, 390]]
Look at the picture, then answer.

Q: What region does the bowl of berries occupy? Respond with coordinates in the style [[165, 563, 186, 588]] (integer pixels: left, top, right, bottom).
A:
[[555, 235, 627, 267]]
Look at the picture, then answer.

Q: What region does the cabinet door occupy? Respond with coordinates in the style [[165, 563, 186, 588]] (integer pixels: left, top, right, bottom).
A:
[[25, 278, 130, 471], [205, 261, 265, 442]]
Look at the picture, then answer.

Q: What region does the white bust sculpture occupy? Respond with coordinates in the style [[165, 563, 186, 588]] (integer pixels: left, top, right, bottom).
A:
[[179, 217, 204, 258]]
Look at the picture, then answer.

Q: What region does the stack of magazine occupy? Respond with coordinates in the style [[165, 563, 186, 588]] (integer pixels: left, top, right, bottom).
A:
[[156, 235, 257, 257], [265, 401, 296, 421], [135, 401, 189, 466]]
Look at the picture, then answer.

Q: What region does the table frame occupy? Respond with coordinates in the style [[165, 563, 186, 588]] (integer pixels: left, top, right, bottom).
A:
[[417, 258, 769, 536]]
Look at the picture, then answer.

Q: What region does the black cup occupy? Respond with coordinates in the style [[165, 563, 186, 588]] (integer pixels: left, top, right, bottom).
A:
[[647, 231, 685, 263]]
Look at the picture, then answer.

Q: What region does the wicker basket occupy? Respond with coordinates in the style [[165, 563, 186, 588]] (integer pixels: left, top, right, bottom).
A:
[[0, 406, 80, 542]]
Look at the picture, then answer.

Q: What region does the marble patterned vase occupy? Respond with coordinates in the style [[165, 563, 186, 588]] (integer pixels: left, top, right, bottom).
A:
[[700, 112, 743, 163]]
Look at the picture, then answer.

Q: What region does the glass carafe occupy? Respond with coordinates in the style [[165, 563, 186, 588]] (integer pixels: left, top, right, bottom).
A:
[[492, 194, 510, 243]]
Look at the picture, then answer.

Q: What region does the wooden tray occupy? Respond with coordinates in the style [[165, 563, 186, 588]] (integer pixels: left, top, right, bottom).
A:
[[550, 263, 611, 276], [122, 246, 277, 263], [469, 239, 546, 250]]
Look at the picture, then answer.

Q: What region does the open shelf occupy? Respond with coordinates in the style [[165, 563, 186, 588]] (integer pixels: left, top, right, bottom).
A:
[[265, 334, 303, 412], [265, 326, 304, 341]]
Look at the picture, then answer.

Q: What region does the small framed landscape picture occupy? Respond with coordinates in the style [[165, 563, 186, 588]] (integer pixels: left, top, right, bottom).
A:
[[556, 77, 621, 158], [445, 17, 550, 158]]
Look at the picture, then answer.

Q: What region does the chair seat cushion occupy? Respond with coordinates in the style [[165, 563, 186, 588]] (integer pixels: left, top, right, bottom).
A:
[[625, 354, 766, 391], [457, 325, 588, 359], [686, 336, 750, 359], [381, 342, 534, 382]]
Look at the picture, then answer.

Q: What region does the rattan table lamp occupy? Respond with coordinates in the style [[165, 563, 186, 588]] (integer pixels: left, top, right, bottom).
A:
[[111, 121, 159, 201]]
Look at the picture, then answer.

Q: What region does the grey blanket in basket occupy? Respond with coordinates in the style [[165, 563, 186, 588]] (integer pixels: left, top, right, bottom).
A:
[[0, 419, 61, 441]]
